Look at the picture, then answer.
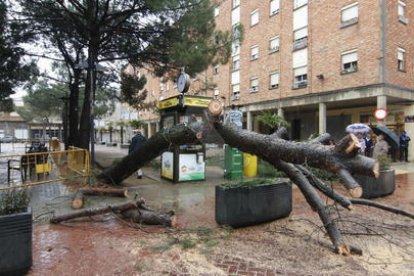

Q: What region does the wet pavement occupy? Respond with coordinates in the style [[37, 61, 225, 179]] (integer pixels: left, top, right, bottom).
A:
[[2, 143, 414, 275]]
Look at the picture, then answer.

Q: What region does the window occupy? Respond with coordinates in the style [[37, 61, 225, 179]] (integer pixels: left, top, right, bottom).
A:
[[293, 48, 308, 88], [251, 9, 259, 26], [293, 67, 308, 88], [270, 0, 280, 15], [232, 54, 240, 71], [398, 1, 408, 24], [214, 7, 219, 17], [269, 36, 280, 52], [398, 47, 406, 71], [341, 2, 358, 27], [232, 43, 240, 56], [294, 0, 308, 9], [214, 87, 219, 96], [232, 84, 240, 100], [213, 65, 220, 75], [231, 70, 240, 85], [250, 46, 259, 60], [232, 24, 242, 40], [293, 27, 308, 49], [293, 4, 308, 49], [233, 0, 240, 8], [232, 6, 240, 25], [269, 72, 279, 89], [341, 50, 358, 73], [250, 78, 259, 92]]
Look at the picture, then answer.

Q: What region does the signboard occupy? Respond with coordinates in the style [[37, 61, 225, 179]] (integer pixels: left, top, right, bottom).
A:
[[183, 97, 211, 108], [161, 151, 174, 180], [158, 98, 179, 110], [178, 153, 205, 181], [158, 96, 211, 110]]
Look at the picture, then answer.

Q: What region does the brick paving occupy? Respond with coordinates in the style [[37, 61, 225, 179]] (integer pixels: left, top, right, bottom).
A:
[[213, 254, 278, 276]]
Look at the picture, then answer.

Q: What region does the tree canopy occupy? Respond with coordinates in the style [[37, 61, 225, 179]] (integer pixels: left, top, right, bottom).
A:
[[14, 0, 232, 148], [0, 0, 35, 112]]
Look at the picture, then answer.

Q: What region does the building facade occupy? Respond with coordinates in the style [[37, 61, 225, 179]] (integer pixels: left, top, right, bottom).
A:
[[130, 0, 414, 160]]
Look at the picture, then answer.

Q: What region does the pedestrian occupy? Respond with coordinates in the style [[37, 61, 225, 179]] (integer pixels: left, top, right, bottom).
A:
[[399, 130, 411, 162], [364, 133, 373, 157], [355, 132, 366, 155], [224, 104, 243, 129], [129, 130, 147, 178], [373, 134, 389, 160]]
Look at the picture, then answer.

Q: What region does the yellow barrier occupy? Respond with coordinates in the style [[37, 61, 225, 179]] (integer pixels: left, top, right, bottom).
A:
[[0, 147, 90, 190]]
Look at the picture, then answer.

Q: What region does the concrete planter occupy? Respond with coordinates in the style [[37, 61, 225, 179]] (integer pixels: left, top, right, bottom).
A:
[[0, 208, 32, 275], [355, 169, 395, 199], [120, 143, 130, 149], [215, 179, 292, 228], [106, 142, 117, 147]]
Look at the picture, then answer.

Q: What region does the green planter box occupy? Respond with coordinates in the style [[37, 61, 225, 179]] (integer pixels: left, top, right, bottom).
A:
[[215, 179, 292, 228], [0, 208, 32, 275]]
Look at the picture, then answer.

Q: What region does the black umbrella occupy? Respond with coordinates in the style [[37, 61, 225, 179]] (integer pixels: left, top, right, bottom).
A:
[[372, 126, 400, 149]]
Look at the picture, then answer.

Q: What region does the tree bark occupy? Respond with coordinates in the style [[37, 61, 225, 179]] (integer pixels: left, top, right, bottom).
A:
[[97, 124, 202, 185], [97, 122, 377, 186], [51, 199, 175, 226], [79, 187, 128, 197], [51, 200, 140, 223]]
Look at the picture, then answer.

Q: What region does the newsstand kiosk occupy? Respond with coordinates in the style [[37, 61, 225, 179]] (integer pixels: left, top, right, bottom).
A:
[[158, 94, 212, 183]]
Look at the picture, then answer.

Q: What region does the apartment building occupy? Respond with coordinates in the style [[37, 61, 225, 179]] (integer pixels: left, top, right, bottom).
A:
[[132, 0, 414, 159]]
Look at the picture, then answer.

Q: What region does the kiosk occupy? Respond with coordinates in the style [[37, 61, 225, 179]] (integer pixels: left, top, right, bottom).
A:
[[158, 94, 212, 183]]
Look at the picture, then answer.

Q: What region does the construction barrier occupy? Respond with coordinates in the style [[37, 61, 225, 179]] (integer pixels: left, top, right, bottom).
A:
[[0, 147, 90, 190]]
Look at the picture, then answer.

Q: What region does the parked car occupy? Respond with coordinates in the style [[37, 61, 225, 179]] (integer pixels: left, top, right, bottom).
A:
[[1, 136, 17, 143]]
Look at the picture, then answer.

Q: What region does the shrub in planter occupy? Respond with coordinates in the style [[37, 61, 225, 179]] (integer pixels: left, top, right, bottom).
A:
[[215, 178, 292, 228], [354, 155, 395, 199], [0, 189, 32, 275]]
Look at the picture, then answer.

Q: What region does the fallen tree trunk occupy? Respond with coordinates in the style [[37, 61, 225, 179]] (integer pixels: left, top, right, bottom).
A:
[[93, 98, 414, 255], [51, 199, 175, 227], [79, 187, 128, 197], [97, 124, 202, 185]]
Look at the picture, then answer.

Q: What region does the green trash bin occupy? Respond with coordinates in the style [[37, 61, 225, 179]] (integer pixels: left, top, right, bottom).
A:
[[224, 145, 243, 180]]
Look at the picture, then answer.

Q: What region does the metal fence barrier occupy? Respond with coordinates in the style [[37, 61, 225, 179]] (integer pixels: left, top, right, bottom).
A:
[[0, 147, 90, 190]]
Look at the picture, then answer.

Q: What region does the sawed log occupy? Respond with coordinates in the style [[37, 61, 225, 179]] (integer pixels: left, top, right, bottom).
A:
[[71, 187, 128, 209], [51, 199, 175, 227]]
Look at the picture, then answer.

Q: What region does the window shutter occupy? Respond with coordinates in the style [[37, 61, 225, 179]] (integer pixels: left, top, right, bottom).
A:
[[342, 51, 358, 63], [231, 71, 240, 84], [270, 0, 280, 14], [251, 10, 259, 25], [250, 78, 259, 87], [293, 48, 308, 68], [294, 66, 307, 77], [294, 27, 308, 40], [398, 48, 405, 60], [232, 84, 240, 93], [232, 6, 240, 25], [270, 73, 279, 85], [341, 3, 358, 22], [293, 5, 308, 30]]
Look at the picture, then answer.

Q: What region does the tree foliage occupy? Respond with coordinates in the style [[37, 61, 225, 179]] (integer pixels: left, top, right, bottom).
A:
[[0, 0, 36, 112], [15, 0, 232, 148], [257, 111, 290, 133], [16, 81, 68, 122]]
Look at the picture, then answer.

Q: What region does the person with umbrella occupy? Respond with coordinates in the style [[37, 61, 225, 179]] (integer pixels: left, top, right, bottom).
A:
[[129, 130, 147, 178], [373, 134, 389, 159], [399, 130, 411, 162], [345, 123, 371, 155]]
